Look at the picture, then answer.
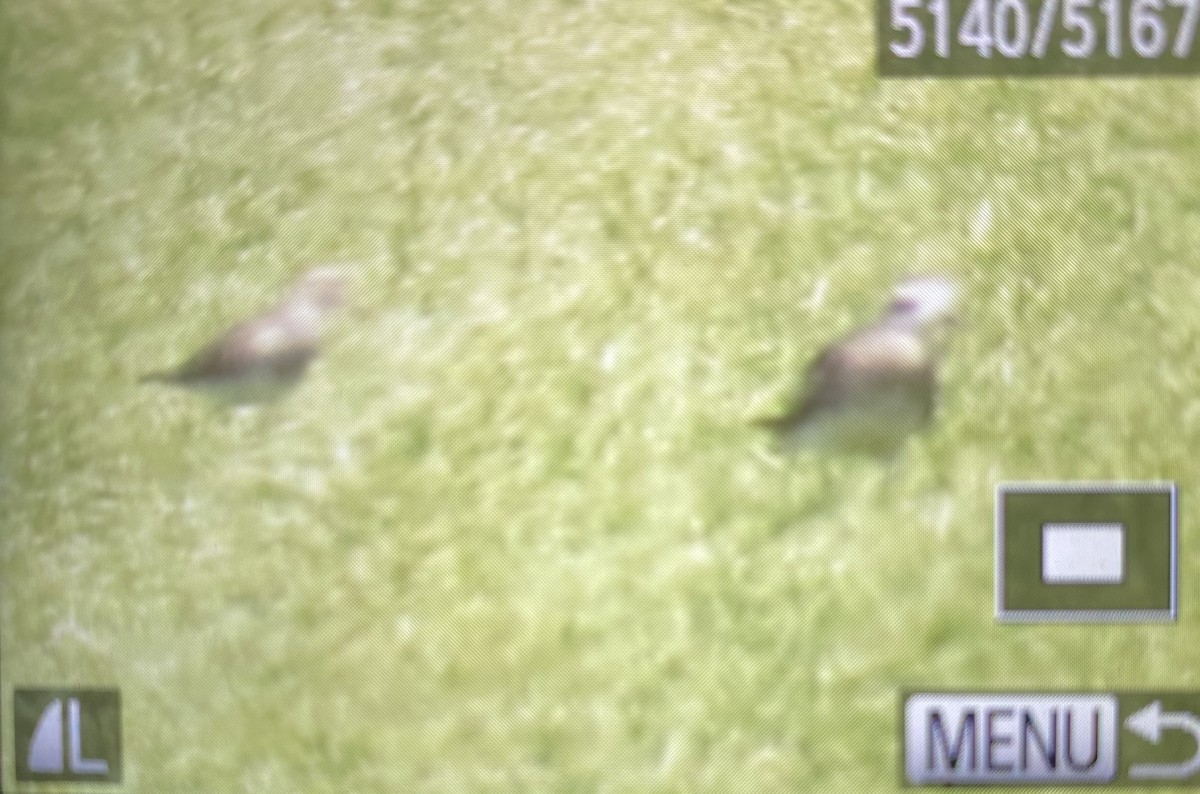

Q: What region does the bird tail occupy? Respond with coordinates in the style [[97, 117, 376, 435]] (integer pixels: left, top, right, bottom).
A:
[[139, 371, 179, 385], [751, 415, 788, 433]]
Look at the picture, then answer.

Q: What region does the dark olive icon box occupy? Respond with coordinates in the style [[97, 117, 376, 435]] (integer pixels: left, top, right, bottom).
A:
[[995, 482, 1178, 622], [13, 687, 122, 784]]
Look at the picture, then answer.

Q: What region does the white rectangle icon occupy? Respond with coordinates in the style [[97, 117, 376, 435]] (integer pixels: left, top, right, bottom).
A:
[[1041, 523, 1125, 584], [904, 693, 1119, 785]]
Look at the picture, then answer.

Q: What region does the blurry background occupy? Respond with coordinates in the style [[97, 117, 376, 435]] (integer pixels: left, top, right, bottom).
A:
[[3, 0, 1200, 790]]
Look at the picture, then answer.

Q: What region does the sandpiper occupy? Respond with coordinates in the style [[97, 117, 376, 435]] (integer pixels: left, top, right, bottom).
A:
[[141, 266, 346, 405], [756, 275, 959, 456]]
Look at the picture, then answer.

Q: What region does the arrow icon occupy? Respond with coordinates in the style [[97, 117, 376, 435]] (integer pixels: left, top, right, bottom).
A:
[[1126, 700, 1200, 780]]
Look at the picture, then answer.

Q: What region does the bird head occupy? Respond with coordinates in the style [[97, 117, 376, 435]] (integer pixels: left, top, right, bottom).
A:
[[881, 275, 959, 335], [287, 266, 347, 314]]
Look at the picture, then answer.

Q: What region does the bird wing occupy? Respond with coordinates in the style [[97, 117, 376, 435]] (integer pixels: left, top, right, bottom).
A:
[[766, 326, 936, 428], [168, 317, 317, 383]]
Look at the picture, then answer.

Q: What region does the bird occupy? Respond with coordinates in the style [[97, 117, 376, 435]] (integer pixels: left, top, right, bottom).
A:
[[141, 266, 347, 405], [756, 275, 959, 456]]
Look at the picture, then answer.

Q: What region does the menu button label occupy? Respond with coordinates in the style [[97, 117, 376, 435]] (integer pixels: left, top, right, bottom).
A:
[[904, 693, 1118, 785]]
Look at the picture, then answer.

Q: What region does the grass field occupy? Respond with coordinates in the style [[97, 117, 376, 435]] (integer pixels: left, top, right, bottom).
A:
[[4, 0, 1200, 791]]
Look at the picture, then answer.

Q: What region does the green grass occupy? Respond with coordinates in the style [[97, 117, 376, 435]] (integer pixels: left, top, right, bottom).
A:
[[4, 0, 1200, 791]]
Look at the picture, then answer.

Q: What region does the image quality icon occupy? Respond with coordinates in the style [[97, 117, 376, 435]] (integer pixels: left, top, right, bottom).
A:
[[13, 688, 122, 784]]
